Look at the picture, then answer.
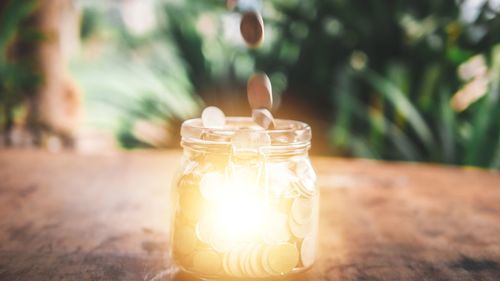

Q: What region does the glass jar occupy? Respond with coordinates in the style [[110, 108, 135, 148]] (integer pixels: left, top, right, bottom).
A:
[[170, 117, 319, 280]]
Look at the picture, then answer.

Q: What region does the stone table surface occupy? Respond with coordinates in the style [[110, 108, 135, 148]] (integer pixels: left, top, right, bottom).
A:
[[1, 149, 500, 281]]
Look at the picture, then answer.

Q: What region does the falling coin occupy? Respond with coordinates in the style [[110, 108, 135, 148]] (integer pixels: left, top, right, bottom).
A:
[[240, 11, 264, 47], [247, 73, 272, 110], [265, 243, 299, 275], [252, 108, 275, 129], [192, 249, 222, 275], [300, 235, 316, 267], [202, 106, 226, 128]]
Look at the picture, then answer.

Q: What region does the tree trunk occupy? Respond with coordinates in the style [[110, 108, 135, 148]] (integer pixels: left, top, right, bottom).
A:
[[32, 0, 81, 148]]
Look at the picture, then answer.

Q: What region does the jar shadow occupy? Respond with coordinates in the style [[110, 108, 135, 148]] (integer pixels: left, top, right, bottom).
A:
[[171, 270, 315, 281]]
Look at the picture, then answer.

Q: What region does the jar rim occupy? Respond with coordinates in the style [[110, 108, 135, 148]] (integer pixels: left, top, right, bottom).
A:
[[180, 117, 311, 151]]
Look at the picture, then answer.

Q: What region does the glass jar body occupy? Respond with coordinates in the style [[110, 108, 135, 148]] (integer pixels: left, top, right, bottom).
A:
[[170, 145, 319, 280]]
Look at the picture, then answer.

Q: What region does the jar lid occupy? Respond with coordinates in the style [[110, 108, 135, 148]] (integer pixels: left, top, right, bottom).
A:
[[181, 117, 311, 151]]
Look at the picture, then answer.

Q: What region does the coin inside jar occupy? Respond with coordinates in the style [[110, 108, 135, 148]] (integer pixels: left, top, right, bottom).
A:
[[178, 184, 204, 223], [193, 249, 222, 275], [199, 172, 225, 201], [173, 224, 197, 256], [291, 197, 314, 225], [301, 235, 316, 267], [264, 243, 299, 275]]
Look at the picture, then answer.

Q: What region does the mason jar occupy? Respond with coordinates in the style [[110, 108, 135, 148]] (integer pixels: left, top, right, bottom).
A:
[[170, 117, 319, 280]]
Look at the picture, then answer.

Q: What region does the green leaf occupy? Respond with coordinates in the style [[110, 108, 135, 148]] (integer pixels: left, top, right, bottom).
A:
[[360, 69, 435, 150], [465, 46, 500, 166], [0, 0, 38, 58], [437, 90, 456, 164], [488, 45, 500, 168]]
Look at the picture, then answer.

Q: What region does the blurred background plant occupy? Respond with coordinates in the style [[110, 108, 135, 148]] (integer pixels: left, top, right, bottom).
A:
[[1, 0, 500, 168], [0, 0, 41, 146]]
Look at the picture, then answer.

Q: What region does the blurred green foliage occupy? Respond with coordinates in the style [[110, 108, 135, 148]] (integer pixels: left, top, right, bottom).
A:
[[72, 3, 202, 148], [73, 0, 500, 168], [0, 0, 41, 142]]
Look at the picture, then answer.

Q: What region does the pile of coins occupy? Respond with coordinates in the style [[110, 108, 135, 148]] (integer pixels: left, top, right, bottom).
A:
[[172, 154, 318, 278]]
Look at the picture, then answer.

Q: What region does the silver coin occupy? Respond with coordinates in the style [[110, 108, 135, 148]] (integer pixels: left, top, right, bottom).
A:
[[264, 243, 299, 275], [263, 211, 291, 244], [300, 235, 316, 267], [289, 216, 313, 238], [201, 106, 226, 128], [250, 244, 267, 277], [227, 248, 242, 276], [291, 197, 313, 225]]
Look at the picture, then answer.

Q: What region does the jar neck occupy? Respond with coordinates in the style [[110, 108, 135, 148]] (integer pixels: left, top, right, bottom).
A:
[[181, 140, 310, 160]]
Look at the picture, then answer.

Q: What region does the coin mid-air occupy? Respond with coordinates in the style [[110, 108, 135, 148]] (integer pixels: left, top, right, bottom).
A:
[[240, 11, 264, 47]]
